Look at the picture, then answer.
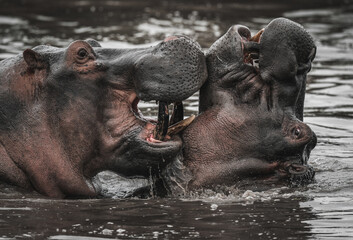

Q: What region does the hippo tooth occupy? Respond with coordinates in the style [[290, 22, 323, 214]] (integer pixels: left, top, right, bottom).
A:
[[167, 115, 195, 136], [153, 101, 169, 141], [169, 102, 184, 126], [252, 59, 259, 69], [250, 28, 264, 43]]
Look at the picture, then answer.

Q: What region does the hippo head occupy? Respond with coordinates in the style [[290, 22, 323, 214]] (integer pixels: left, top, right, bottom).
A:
[[0, 37, 207, 197], [170, 18, 317, 192]]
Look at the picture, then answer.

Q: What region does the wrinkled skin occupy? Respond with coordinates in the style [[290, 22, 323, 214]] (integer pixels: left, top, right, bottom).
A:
[[0, 37, 207, 198], [161, 18, 317, 194]]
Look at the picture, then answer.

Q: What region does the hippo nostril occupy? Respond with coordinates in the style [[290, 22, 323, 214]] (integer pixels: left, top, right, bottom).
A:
[[288, 163, 308, 175], [289, 164, 315, 186], [237, 26, 251, 40]]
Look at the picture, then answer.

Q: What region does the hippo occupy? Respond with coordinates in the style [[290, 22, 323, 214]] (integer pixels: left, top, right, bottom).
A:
[[158, 18, 317, 195], [0, 36, 207, 198]]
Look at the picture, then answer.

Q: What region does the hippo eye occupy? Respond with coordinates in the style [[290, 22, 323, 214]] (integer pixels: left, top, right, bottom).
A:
[[77, 48, 88, 59], [293, 127, 301, 138]]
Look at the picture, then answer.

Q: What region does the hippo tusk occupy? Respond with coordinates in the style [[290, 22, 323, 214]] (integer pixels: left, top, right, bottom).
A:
[[167, 115, 195, 136], [153, 102, 194, 140], [153, 101, 170, 141], [169, 102, 184, 126]]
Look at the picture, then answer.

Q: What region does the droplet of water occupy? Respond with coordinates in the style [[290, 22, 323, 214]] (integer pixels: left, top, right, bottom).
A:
[[102, 228, 113, 235], [210, 204, 218, 210]]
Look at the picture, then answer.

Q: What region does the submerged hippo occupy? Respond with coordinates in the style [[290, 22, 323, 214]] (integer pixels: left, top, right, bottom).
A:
[[159, 18, 317, 195], [0, 37, 207, 198]]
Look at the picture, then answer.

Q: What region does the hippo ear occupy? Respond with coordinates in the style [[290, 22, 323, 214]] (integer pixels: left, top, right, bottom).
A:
[[23, 49, 45, 70], [86, 39, 101, 47]]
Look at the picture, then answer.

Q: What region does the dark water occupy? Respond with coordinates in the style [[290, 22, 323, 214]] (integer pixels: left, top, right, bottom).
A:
[[1, 0, 353, 239]]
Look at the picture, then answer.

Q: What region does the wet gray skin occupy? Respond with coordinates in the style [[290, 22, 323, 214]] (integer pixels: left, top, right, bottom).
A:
[[159, 18, 317, 195], [0, 37, 207, 198], [258, 18, 316, 120]]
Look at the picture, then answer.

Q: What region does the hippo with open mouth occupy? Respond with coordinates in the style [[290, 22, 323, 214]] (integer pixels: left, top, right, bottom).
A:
[[0, 36, 207, 198], [159, 18, 317, 195]]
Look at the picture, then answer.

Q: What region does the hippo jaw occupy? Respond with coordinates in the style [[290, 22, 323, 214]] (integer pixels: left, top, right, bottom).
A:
[[95, 89, 186, 178]]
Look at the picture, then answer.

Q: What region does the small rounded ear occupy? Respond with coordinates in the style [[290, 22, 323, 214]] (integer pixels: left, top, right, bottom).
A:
[[86, 39, 101, 47], [23, 49, 44, 69]]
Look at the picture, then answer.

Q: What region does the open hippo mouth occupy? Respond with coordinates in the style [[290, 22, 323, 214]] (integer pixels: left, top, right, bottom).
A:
[[237, 19, 316, 78], [240, 27, 263, 69], [129, 94, 195, 143], [101, 35, 207, 177], [125, 35, 207, 145]]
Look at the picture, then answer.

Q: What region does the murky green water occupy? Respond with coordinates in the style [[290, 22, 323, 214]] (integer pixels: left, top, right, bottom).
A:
[[1, 0, 353, 239]]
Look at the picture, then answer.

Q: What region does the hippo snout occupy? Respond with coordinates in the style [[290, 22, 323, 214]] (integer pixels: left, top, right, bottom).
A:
[[133, 35, 207, 103]]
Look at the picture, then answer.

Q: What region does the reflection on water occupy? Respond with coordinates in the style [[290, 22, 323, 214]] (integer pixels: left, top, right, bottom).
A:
[[1, 0, 353, 239], [0, 195, 316, 239]]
